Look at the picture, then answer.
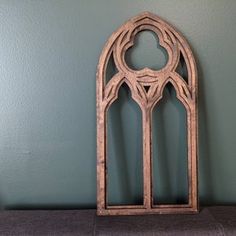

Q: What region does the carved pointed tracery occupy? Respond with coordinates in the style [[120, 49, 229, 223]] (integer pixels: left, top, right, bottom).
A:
[[97, 12, 198, 215]]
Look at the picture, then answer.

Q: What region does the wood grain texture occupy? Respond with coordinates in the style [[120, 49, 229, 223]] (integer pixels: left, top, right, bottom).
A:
[[97, 12, 198, 215]]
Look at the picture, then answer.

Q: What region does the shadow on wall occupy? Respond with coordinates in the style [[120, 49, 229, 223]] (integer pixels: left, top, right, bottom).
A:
[[0, 194, 6, 210], [195, 53, 215, 205], [106, 79, 190, 206], [152, 84, 188, 205], [107, 83, 143, 206]]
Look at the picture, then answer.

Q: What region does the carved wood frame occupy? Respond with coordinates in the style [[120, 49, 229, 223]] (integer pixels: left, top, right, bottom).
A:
[[97, 12, 198, 215]]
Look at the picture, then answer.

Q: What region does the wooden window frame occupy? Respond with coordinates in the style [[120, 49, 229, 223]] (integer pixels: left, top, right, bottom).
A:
[[96, 12, 198, 215]]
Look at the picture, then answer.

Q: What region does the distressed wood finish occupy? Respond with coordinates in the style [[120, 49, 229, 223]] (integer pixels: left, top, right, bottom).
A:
[[97, 12, 198, 215]]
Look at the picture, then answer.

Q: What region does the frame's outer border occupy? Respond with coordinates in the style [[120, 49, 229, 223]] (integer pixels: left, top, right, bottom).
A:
[[96, 12, 198, 216]]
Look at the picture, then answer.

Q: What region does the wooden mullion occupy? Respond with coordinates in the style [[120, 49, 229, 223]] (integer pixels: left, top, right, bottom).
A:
[[143, 108, 152, 209]]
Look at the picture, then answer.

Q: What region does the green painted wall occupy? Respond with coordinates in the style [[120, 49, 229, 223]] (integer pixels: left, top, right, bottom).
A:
[[0, 0, 236, 209]]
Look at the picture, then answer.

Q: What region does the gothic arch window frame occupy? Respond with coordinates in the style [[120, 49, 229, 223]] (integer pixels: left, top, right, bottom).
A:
[[96, 12, 198, 215]]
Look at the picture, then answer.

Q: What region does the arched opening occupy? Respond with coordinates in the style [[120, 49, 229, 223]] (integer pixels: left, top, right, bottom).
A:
[[175, 51, 188, 83], [152, 82, 188, 204], [107, 83, 143, 205], [105, 52, 118, 84]]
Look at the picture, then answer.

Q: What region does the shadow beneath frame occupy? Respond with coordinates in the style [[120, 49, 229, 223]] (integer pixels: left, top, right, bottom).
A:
[[5, 203, 96, 210]]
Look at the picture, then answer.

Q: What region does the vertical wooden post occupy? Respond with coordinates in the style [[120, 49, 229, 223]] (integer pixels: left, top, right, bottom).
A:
[[143, 108, 152, 209]]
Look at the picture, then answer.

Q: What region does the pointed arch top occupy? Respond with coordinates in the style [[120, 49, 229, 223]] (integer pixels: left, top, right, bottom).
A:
[[97, 11, 197, 107], [97, 12, 198, 215]]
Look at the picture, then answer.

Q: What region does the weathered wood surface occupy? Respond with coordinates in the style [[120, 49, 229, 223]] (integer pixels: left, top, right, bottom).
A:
[[97, 12, 198, 215]]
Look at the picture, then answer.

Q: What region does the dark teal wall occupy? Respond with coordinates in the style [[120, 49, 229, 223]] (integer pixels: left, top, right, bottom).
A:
[[0, 0, 236, 209]]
